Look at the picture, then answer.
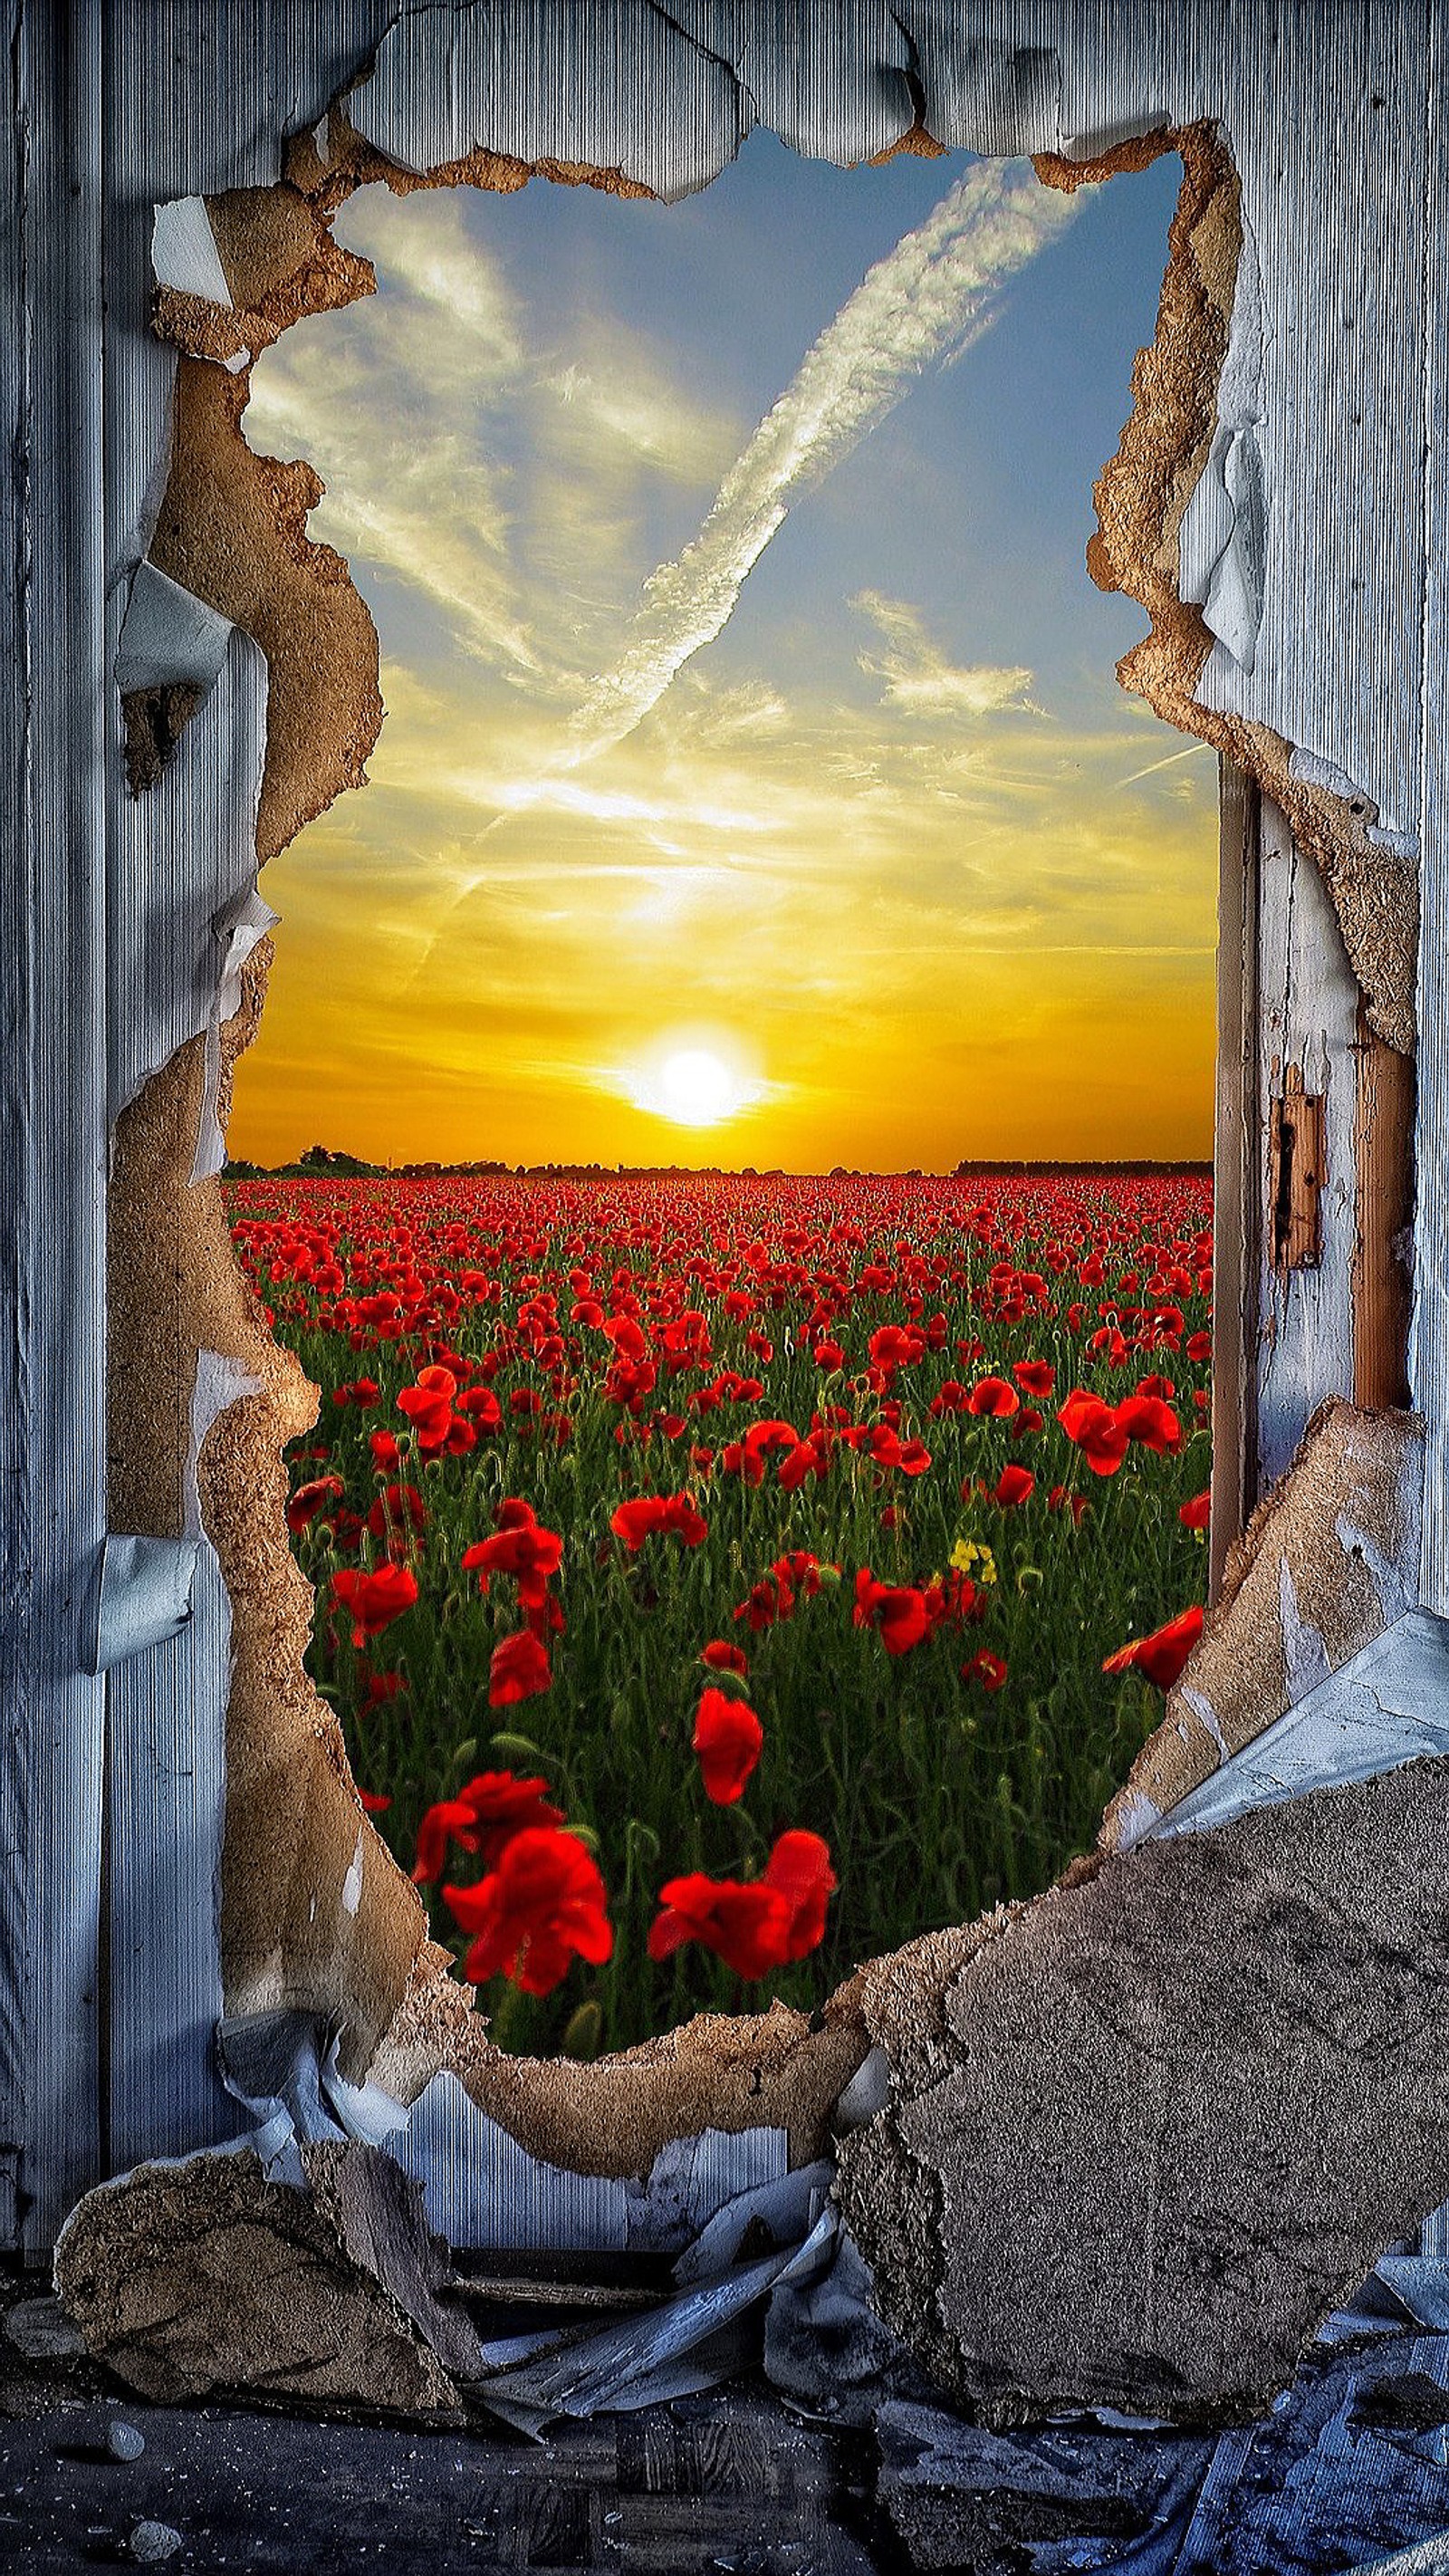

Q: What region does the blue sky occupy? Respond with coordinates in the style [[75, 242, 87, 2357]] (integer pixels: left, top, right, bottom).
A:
[[232, 131, 1217, 1169]]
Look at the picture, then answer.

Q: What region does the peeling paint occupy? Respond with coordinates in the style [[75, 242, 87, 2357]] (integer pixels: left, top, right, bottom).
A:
[[150, 197, 233, 306], [340, 1826, 365, 1919]]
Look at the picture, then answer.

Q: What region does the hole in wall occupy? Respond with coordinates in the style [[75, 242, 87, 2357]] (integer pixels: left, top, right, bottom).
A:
[[216, 132, 1220, 2061]]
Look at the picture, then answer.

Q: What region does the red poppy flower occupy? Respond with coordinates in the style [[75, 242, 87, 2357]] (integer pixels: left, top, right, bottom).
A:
[[488, 1628, 552, 1707], [412, 1770, 565, 1883], [459, 1774, 568, 1860], [1102, 1603, 1205, 1690], [967, 1376, 1020, 1418], [1114, 1392, 1184, 1456], [1013, 1360, 1056, 1399], [777, 1435, 831, 1492], [719, 1439, 765, 1486], [462, 1523, 563, 1606], [610, 1492, 708, 1551], [964, 1648, 1009, 1692], [444, 1827, 612, 1995], [1056, 1389, 1130, 1476], [1047, 1484, 1090, 1525], [358, 1786, 391, 1814], [702, 1639, 749, 1675], [286, 1475, 344, 1533], [330, 1562, 418, 1648], [458, 1384, 503, 1427], [745, 1419, 801, 1466], [1186, 1331, 1214, 1363], [332, 1377, 381, 1409], [923, 1571, 984, 1632], [993, 1464, 1035, 1508], [693, 1686, 763, 1804], [734, 1575, 788, 1630], [647, 1829, 837, 1975], [369, 1430, 400, 1470], [647, 1874, 792, 1976], [396, 1393, 454, 1449], [774, 1550, 833, 1598], [412, 1795, 483, 1885], [762, 1831, 837, 1958], [361, 1669, 408, 1706], [853, 1570, 930, 1656], [1179, 1489, 1213, 1531]]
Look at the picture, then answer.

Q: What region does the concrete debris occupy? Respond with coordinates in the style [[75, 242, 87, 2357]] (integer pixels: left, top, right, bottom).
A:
[[53, 2144, 479, 2417], [875, 2398, 1213, 2572], [4, 2296, 83, 2362], [126, 2523, 181, 2565], [838, 1754, 1449, 2423], [1102, 1401, 1424, 1849]]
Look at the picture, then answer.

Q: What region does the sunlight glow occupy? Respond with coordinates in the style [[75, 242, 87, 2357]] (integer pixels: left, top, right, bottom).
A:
[[651, 1049, 743, 1127]]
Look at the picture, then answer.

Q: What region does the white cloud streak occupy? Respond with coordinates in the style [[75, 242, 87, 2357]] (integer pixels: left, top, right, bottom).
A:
[[570, 160, 1078, 759], [853, 588, 1042, 718], [1117, 742, 1215, 788]]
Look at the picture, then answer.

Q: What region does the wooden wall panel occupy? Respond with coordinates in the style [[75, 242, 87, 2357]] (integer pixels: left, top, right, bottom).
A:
[[1412, 0, 1449, 1612], [0, 0, 109, 2255], [1209, 760, 1259, 1599]]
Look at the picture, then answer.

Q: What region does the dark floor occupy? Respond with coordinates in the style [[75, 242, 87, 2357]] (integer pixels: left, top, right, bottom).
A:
[[12, 2265, 1449, 2575], [0, 2278, 892, 2576], [0, 2379, 890, 2572]]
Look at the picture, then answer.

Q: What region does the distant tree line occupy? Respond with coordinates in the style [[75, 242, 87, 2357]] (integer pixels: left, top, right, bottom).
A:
[[223, 1143, 1214, 1182]]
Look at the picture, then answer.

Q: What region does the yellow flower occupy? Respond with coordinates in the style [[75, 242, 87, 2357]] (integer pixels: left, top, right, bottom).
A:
[[950, 1538, 998, 1586]]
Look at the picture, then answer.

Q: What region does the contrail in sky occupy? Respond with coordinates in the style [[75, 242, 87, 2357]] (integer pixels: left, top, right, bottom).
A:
[[570, 159, 1080, 761], [1117, 743, 1214, 789], [398, 161, 1078, 995]]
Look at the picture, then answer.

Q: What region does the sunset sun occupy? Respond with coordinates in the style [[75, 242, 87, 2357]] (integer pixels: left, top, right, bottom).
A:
[[657, 1050, 739, 1126]]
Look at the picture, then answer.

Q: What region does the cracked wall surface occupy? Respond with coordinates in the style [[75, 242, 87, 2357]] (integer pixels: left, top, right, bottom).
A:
[[837, 1748, 1449, 2422]]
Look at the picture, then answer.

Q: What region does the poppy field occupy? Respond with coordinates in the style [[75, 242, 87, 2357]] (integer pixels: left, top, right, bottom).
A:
[[225, 1168, 1214, 2059]]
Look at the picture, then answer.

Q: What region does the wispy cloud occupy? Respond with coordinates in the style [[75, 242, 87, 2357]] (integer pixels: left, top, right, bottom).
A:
[[545, 351, 743, 485], [570, 161, 1078, 758], [854, 589, 1042, 719], [243, 184, 741, 697]]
